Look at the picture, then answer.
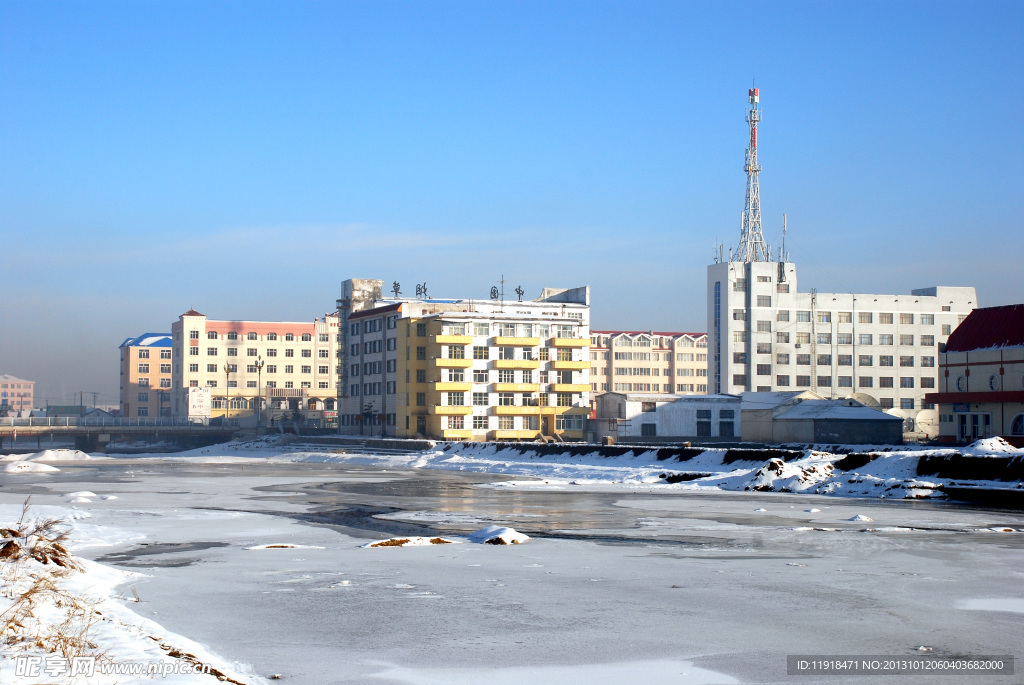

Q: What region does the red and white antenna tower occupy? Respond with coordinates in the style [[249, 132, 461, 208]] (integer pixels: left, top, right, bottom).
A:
[[735, 86, 771, 262]]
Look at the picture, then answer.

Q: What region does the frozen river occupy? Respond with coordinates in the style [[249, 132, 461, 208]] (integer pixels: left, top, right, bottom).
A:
[[1, 459, 1021, 684]]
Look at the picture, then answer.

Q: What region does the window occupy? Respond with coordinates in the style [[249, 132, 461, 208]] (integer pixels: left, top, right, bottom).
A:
[[138, 363, 150, 373], [796, 332, 810, 344], [300, 333, 311, 342], [837, 333, 852, 345], [756, 320, 771, 332], [498, 347, 515, 360], [817, 333, 831, 345], [137, 407, 149, 417], [267, 365, 277, 373], [858, 334, 873, 345], [879, 377, 894, 388], [900, 398, 915, 410], [522, 370, 533, 384], [776, 354, 790, 365], [921, 377, 935, 389], [473, 346, 489, 359], [207, 364, 218, 372], [498, 392, 515, 406], [880, 355, 893, 367], [777, 310, 790, 322], [284, 333, 295, 341], [318, 349, 330, 358], [189, 364, 199, 372], [226, 347, 238, 357], [776, 332, 789, 343], [285, 365, 294, 373], [415, 392, 425, 406], [817, 312, 831, 323], [838, 312, 852, 323], [879, 313, 894, 324], [859, 377, 873, 388], [900, 313, 914, 325], [498, 370, 514, 383], [207, 347, 218, 356], [859, 355, 873, 366], [777, 283, 789, 293], [817, 376, 831, 387], [285, 349, 295, 358], [817, 354, 831, 366], [941, 323, 952, 335], [858, 312, 872, 324], [160, 350, 171, 359], [189, 330, 199, 340], [921, 335, 935, 347], [879, 334, 893, 346], [921, 314, 934, 325], [208, 331, 218, 340], [880, 398, 894, 409], [733, 352, 746, 364], [137, 392, 149, 402], [417, 347, 426, 360], [473, 392, 488, 406], [301, 365, 312, 374], [448, 416, 464, 430], [797, 311, 811, 322], [900, 356, 915, 367], [301, 349, 312, 358], [138, 350, 150, 359], [733, 278, 747, 291], [756, 364, 771, 376], [796, 375, 811, 387], [160, 379, 171, 388], [756, 343, 772, 354], [473, 415, 489, 430], [921, 356, 935, 368], [732, 374, 747, 386], [776, 375, 790, 386], [267, 333, 277, 341], [756, 295, 771, 307], [900, 377, 915, 388], [447, 392, 465, 406], [900, 335, 914, 346], [733, 331, 747, 343], [557, 348, 574, 361], [838, 376, 853, 388], [267, 349, 277, 357], [838, 355, 852, 366], [797, 354, 811, 365], [473, 369, 488, 383], [538, 348, 549, 361]]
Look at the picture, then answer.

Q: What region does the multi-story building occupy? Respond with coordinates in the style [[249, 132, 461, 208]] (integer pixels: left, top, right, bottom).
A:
[[336, 278, 591, 442], [170, 309, 340, 422], [118, 333, 173, 418], [0, 375, 35, 416], [706, 261, 976, 434], [589, 331, 708, 397], [707, 86, 976, 436], [926, 304, 1024, 443]]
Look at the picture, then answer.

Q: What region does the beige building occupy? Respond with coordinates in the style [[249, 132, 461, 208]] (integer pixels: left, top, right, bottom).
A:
[[589, 331, 708, 399], [926, 304, 1024, 442], [170, 309, 341, 424], [0, 374, 35, 416], [118, 334, 173, 418]]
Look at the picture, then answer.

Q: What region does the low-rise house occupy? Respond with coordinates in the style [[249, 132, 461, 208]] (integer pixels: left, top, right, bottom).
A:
[[593, 392, 741, 443]]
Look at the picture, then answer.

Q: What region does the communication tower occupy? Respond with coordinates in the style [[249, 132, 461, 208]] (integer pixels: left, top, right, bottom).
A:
[[735, 87, 772, 262]]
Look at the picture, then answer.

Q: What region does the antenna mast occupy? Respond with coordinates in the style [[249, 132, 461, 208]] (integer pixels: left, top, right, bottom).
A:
[[735, 86, 771, 262]]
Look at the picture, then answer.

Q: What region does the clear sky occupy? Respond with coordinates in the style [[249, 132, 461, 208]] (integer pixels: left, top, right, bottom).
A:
[[1, 1, 1021, 407]]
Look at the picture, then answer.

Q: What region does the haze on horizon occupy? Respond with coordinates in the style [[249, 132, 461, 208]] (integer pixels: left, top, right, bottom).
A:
[[1, 1, 1021, 407]]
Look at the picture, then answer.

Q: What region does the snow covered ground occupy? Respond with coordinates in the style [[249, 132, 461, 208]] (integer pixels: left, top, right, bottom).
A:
[[0, 441, 1021, 683]]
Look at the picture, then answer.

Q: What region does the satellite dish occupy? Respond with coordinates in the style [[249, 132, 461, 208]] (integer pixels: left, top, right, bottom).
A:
[[847, 392, 880, 409]]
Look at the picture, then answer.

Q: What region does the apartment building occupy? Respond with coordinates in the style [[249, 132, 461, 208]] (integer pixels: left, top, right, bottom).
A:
[[926, 304, 1024, 442], [0, 375, 35, 416], [336, 278, 591, 441], [706, 259, 976, 436], [170, 309, 340, 422], [118, 334, 173, 418], [589, 331, 708, 397]]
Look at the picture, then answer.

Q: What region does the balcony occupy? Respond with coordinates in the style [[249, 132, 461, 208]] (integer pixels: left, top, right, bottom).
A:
[[494, 429, 541, 440], [494, 359, 540, 370], [494, 383, 540, 393], [434, 358, 473, 368], [494, 336, 540, 346], [551, 383, 590, 393], [434, 382, 472, 392], [551, 360, 589, 370], [552, 337, 590, 347], [431, 405, 473, 415], [435, 335, 473, 345], [494, 405, 540, 415]]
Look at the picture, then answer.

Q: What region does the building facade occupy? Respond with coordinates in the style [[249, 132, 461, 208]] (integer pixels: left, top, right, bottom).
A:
[[593, 392, 741, 442], [118, 334, 173, 418], [707, 260, 976, 435], [170, 309, 341, 423], [925, 304, 1024, 442], [589, 331, 708, 397], [336, 279, 591, 442], [0, 375, 34, 416]]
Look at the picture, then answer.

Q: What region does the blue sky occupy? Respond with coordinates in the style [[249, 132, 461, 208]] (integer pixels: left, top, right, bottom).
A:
[[1, 1, 1021, 406]]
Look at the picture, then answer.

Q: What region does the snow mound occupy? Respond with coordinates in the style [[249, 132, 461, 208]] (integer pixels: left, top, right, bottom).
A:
[[4, 461, 60, 474], [363, 537, 459, 548], [848, 514, 874, 522], [28, 449, 93, 462], [961, 437, 1024, 456], [65, 491, 99, 499], [468, 525, 530, 545]]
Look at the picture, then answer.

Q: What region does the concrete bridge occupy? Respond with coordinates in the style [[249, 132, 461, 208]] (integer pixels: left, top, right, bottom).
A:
[[0, 417, 236, 452]]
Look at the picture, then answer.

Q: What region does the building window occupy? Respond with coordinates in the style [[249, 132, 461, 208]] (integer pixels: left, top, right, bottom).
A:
[[859, 377, 873, 388], [879, 377, 894, 388], [447, 392, 465, 406], [921, 335, 935, 347], [732, 374, 747, 386], [776, 375, 790, 386], [160, 364, 171, 373], [921, 377, 935, 389], [900, 377, 915, 388], [900, 313, 914, 325], [776, 354, 790, 365], [756, 343, 772, 354], [473, 346, 489, 359], [498, 392, 515, 406], [880, 398, 894, 409], [498, 347, 515, 360], [473, 392, 488, 406], [837, 333, 852, 345], [733, 352, 746, 364], [208, 331, 218, 340], [473, 369, 488, 383], [137, 392, 149, 402], [449, 368, 465, 382], [161, 349, 171, 359], [473, 415, 489, 430], [817, 334, 831, 345], [756, 364, 771, 376], [880, 313, 894, 324], [797, 354, 811, 366], [942, 324, 952, 335], [796, 375, 811, 387], [498, 370, 515, 383], [189, 364, 199, 372], [138, 363, 149, 373], [756, 295, 771, 307], [417, 347, 427, 360], [880, 355, 894, 367], [301, 365, 311, 374], [267, 365, 277, 373], [448, 416, 465, 430], [816, 376, 831, 387], [777, 310, 790, 322], [415, 392, 425, 406], [207, 348, 218, 356], [797, 311, 812, 323], [777, 283, 789, 293], [776, 332, 789, 343], [207, 364, 218, 372], [756, 320, 771, 332], [838, 355, 852, 366], [189, 330, 199, 340], [921, 356, 935, 367], [138, 350, 150, 359], [556, 393, 573, 407], [900, 335, 914, 346], [137, 407, 149, 417], [817, 312, 831, 323], [641, 401, 657, 413], [838, 376, 853, 388], [900, 356, 915, 367], [900, 398, 915, 410], [858, 333, 873, 345]]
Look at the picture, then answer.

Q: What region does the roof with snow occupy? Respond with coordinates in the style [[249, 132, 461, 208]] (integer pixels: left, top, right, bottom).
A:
[[775, 399, 902, 422], [0, 374, 32, 384], [119, 333, 173, 348], [740, 391, 823, 411], [944, 304, 1024, 352]]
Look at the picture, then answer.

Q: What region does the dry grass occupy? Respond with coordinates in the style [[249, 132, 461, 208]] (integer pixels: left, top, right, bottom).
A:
[[428, 537, 452, 545], [370, 538, 411, 547]]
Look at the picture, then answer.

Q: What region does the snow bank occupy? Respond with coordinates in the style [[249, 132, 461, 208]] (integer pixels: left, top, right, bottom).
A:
[[467, 526, 530, 545], [4, 461, 60, 474]]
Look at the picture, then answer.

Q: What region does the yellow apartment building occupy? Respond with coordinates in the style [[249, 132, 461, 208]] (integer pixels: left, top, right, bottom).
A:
[[118, 334, 173, 417]]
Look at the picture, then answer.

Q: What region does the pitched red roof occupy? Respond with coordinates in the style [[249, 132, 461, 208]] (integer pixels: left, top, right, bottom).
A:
[[181, 309, 204, 317], [945, 304, 1024, 352]]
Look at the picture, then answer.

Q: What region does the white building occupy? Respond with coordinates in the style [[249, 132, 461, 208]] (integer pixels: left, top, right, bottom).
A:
[[594, 392, 740, 442], [706, 261, 976, 435]]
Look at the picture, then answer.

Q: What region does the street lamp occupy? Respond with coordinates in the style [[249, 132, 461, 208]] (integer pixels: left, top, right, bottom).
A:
[[224, 364, 232, 425], [255, 355, 265, 430]]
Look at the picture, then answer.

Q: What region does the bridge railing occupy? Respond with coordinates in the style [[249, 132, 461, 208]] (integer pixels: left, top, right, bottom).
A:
[[0, 417, 239, 429]]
